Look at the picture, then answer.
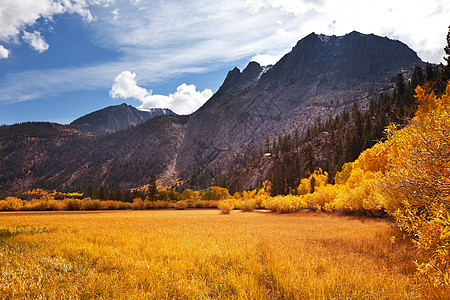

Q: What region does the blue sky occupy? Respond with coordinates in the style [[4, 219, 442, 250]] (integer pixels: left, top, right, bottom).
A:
[[0, 0, 449, 125]]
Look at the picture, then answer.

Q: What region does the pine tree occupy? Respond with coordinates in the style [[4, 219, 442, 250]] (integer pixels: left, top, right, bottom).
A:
[[264, 135, 271, 153], [86, 185, 95, 198], [272, 138, 277, 155], [294, 128, 300, 148], [148, 175, 157, 201], [443, 25, 450, 83], [411, 66, 424, 89], [300, 142, 315, 177], [395, 73, 406, 97], [98, 186, 107, 200]]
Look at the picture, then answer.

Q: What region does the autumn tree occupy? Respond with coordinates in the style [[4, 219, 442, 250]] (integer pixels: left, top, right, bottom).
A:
[[383, 83, 450, 286]]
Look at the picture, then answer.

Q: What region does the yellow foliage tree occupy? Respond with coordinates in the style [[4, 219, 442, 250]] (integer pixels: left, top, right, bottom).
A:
[[382, 82, 450, 286]]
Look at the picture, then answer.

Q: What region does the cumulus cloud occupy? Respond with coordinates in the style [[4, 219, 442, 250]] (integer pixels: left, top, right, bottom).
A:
[[110, 71, 212, 115], [138, 84, 213, 115], [110, 71, 149, 100], [22, 31, 50, 53], [0, 45, 9, 59]]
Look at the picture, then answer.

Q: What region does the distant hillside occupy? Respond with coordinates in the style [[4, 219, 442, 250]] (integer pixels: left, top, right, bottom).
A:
[[0, 115, 188, 194], [70, 103, 175, 135]]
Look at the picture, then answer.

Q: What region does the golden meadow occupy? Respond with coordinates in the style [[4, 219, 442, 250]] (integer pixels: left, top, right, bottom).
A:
[[0, 210, 430, 299]]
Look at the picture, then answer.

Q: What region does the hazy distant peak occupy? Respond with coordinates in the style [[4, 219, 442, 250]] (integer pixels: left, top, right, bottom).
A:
[[70, 103, 176, 135]]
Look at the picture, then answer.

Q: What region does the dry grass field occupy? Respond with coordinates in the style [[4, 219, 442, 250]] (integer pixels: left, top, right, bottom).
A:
[[0, 209, 435, 299]]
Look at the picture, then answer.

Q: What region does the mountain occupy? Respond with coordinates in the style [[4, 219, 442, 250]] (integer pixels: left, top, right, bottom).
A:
[[175, 31, 423, 178], [70, 103, 175, 135], [0, 115, 188, 194], [0, 31, 425, 194]]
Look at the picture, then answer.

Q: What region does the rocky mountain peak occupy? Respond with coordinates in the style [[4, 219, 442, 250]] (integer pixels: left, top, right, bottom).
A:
[[259, 31, 423, 89], [216, 62, 263, 95]]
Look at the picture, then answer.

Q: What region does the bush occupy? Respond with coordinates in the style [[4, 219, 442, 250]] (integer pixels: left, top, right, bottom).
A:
[[218, 199, 235, 214], [23, 198, 62, 211], [131, 198, 144, 210], [262, 195, 307, 213], [193, 200, 204, 208], [64, 198, 83, 211], [381, 84, 450, 286], [82, 198, 103, 210], [175, 200, 188, 210], [238, 198, 256, 212], [143, 200, 173, 209], [102, 200, 129, 210], [203, 200, 218, 208], [306, 185, 338, 212], [0, 197, 23, 211]]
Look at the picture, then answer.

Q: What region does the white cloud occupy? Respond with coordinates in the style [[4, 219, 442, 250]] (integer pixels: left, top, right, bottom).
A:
[[110, 71, 149, 100], [0, 45, 9, 59], [110, 71, 212, 115], [138, 84, 213, 115], [246, 0, 320, 15], [251, 54, 282, 66], [22, 31, 49, 53], [0, 0, 115, 55], [111, 8, 119, 19], [0, 0, 96, 41]]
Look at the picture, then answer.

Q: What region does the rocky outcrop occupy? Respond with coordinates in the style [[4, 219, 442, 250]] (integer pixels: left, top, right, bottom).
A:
[[216, 61, 264, 95]]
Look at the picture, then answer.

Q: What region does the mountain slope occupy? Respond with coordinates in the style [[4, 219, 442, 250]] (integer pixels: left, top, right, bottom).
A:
[[70, 103, 175, 135], [0, 115, 188, 194], [175, 32, 423, 179]]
